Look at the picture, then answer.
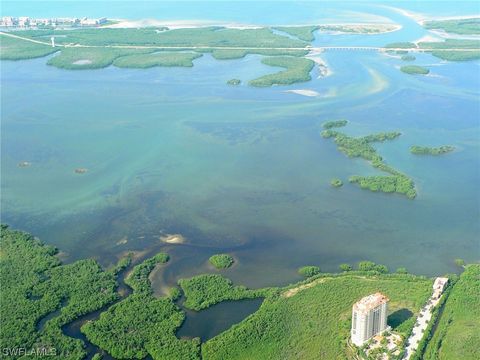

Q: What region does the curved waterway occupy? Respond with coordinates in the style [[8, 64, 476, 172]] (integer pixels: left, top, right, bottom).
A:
[[177, 298, 264, 342], [61, 269, 132, 360]]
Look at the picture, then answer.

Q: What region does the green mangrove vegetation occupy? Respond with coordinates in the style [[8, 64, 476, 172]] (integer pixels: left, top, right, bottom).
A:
[[227, 78, 241, 85], [317, 24, 396, 34], [273, 26, 319, 41], [400, 65, 430, 75], [13, 26, 306, 49], [321, 125, 416, 198], [298, 266, 321, 277], [209, 48, 308, 59], [385, 42, 417, 49], [0, 225, 119, 360], [178, 274, 271, 311], [331, 178, 343, 187], [0, 35, 58, 60], [410, 145, 455, 155], [349, 175, 416, 199], [82, 252, 201, 360], [429, 50, 480, 61], [418, 39, 480, 61], [202, 273, 432, 360], [357, 260, 389, 274], [423, 265, 480, 360], [47, 47, 153, 69], [423, 18, 480, 35], [209, 254, 235, 269], [124, 252, 169, 294], [249, 56, 315, 87], [454, 258, 466, 267], [322, 119, 348, 129], [339, 264, 353, 272], [113, 51, 202, 68]]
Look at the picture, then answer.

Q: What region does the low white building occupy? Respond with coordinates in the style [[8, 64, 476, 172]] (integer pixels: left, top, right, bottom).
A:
[[351, 292, 389, 346], [432, 277, 448, 299], [80, 17, 106, 26]]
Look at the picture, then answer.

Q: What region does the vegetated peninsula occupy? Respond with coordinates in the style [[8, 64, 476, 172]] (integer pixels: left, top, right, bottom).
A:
[[400, 65, 429, 75], [0, 34, 58, 60], [321, 124, 417, 199], [418, 39, 480, 61], [423, 17, 480, 35], [249, 56, 315, 87], [410, 145, 455, 155], [178, 274, 271, 311], [298, 265, 321, 277], [317, 23, 399, 34], [273, 25, 319, 41], [386, 39, 480, 61]]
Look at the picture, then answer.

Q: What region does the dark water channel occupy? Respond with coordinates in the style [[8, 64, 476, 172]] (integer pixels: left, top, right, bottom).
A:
[[61, 269, 133, 360], [176, 298, 264, 342]]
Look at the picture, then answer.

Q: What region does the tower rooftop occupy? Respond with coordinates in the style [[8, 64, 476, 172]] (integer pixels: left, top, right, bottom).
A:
[[353, 292, 389, 313]]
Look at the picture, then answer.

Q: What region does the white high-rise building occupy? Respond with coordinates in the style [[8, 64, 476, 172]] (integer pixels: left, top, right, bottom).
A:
[[351, 292, 389, 346]]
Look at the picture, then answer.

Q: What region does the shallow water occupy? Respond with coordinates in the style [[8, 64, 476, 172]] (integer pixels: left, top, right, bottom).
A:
[[1, 2, 479, 292]]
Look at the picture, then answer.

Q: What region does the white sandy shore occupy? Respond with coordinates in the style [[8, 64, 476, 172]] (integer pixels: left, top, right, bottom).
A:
[[106, 19, 262, 29], [419, 15, 480, 25], [105, 18, 401, 35], [306, 52, 333, 78], [383, 5, 480, 26], [414, 34, 443, 45], [317, 23, 402, 35]]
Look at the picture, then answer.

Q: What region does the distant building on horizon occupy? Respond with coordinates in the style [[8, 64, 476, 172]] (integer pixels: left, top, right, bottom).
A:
[[351, 292, 389, 346]]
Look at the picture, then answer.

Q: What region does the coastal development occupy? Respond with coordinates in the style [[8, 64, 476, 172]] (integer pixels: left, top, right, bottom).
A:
[[1, 16, 109, 27], [1, 226, 478, 360]]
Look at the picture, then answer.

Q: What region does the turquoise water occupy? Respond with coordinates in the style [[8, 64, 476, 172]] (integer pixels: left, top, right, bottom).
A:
[[1, 2, 479, 291]]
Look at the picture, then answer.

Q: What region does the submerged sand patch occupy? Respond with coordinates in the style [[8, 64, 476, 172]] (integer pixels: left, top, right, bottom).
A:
[[284, 89, 320, 97], [73, 59, 93, 65], [160, 233, 186, 244]]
